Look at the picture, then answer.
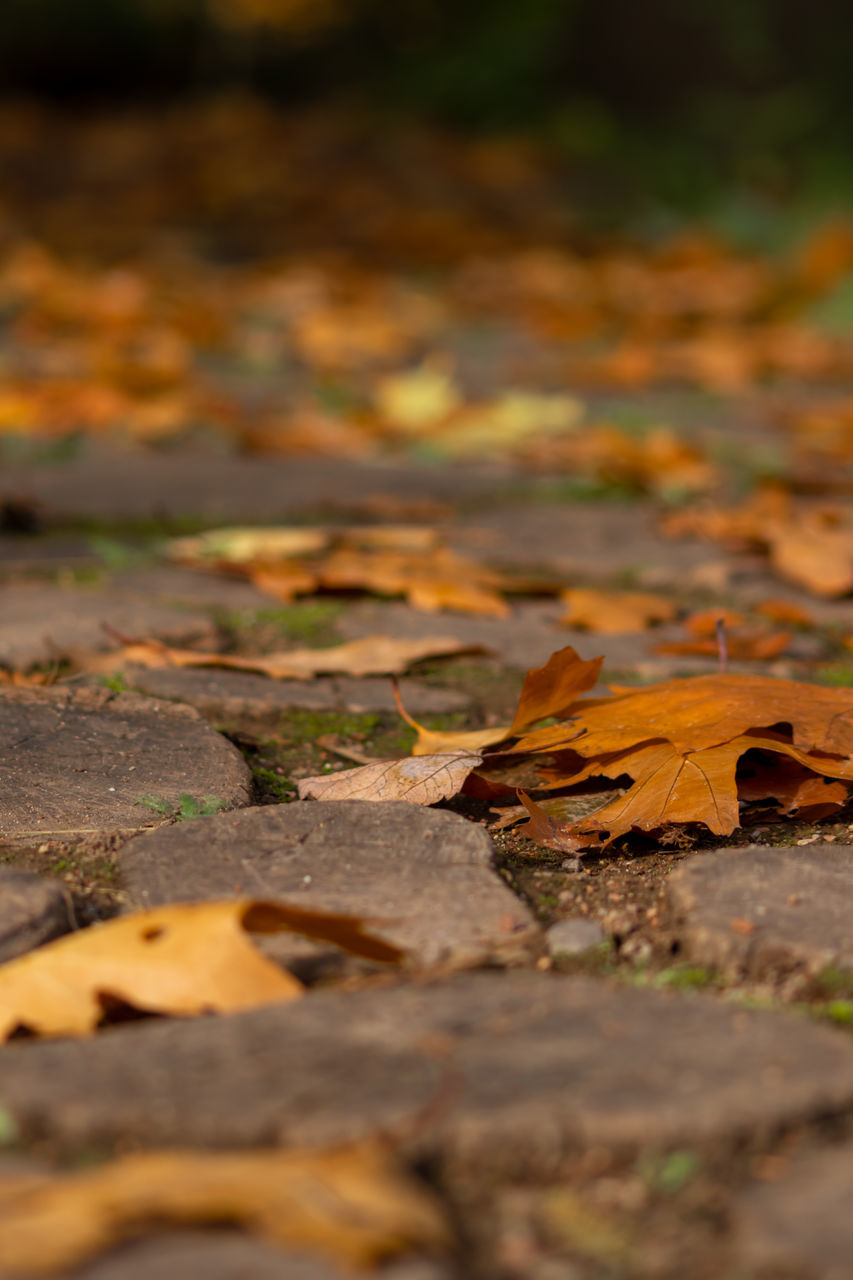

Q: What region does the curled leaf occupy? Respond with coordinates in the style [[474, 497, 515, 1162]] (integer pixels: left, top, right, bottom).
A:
[[0, 899, 403, 1040]]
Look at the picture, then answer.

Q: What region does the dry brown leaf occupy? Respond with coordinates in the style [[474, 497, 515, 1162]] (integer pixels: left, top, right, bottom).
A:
[[0, 899, 402, 1040], [654, 630, 790, 661], [317, 546, 510, 617], [470, 647, 853, 847], [298, 751, 482, 804], [510, 645, 602, 734], [738, 755, 850, 820], [754, 598, 815, 626], [767, 518, 853, 597], [535, 734, 853, 845], [559, 588, 676, 634], [683, 608, 746, 635], [0, 1142, 450, 1275], [94, 634, 479, 680], [511, 671, 853, 758]]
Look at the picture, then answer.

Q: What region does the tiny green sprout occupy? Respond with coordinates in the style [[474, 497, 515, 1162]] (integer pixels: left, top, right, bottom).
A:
[[823, 1000, 853, 1026], [99, 671, 127, 694], [134, 794, 226, 821], [134, 794, 174, 815], [637, 1149, 699, 1194]]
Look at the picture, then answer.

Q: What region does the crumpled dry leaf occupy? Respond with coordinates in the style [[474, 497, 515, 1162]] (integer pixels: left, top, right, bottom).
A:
[[0, 899, 403, 1040], [0, 1142, 450, 1275], [559, 588, 676, 634], [298, 750, 482, 804], [92, 634, 481, 680], [662, 488, 853, 597]]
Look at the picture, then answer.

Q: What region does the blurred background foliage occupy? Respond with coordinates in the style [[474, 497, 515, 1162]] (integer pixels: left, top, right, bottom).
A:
[[1, 0, 852, 217]]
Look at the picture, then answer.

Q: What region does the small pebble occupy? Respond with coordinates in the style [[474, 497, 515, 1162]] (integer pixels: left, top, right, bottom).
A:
[[546, 918, 606, 957]]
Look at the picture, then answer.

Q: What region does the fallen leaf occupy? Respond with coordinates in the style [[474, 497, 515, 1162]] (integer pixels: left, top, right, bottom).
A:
[[0, 1142, 450, 1275], [317, 546, 510, 616], [738, 754, 850, 819], [169, 526, 330, 564], [0, 899, 402, 1040], [510, 645, 603, 734], [93, 634, 481, 680], [559, 588, 676, 634], [754, 599, 815, 626], [511, 671, 853, 757], [654, 630, 790, 661], [768, 518, 853, 597], [298, 751, 482, 804], [683, 608, 746, 635], [374, 356, 462, 431], [390, 681, 510, 756]]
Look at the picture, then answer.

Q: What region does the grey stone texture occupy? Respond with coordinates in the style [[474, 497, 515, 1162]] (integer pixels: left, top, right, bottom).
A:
[[545, 918, 606, 957], [0, 686, 252, 848], [122, 667, 470, 731], [0, 867, 72, 961], [0, 580, 215, 668], [73, 1233, 449, 1280], [734, 1142, 853, 1279], [116, 802, 540, 969], [669, 843, 853, 979], [2, 973, 853, 1177]]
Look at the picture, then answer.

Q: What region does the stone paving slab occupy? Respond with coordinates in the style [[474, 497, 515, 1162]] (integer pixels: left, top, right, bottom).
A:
[[0, 580, 215, 668], [0, 867, 72, 961], [0, 686, 252, 848], [73, 1233, 449, 1280], [669, 844, 853, 979], [116, 803, 539, 969], [0, 450, 505, 522], [733, 1142, 853, 1279], [447, 503, 721, 586], [335, 598, 727, 675], [122, 667, 471, 730], [112, 566, 274, 611], [3, 973, 853, 1177]]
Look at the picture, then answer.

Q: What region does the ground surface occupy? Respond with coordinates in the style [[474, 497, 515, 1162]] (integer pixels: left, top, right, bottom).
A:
[[2, 106, 853, 1272], [1, 413, 853, 1280]]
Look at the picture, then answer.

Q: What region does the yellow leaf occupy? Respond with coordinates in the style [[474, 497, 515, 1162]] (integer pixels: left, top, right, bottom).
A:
[[374, 357, 461, 432], [0, 900, 403, 1040], [0, 1142, 450, 1275]]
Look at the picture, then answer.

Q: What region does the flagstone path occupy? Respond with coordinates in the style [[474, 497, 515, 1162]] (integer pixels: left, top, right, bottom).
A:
[[1, 442, 853, 1278]]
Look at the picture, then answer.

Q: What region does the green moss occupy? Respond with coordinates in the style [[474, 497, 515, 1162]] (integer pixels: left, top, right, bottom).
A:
[[134, 793, 227, 820], [251, 764, 297, 804], [820, 999, 853, 1026], [636, 1150, 700, 1195], [815, 664, 853, 687], [213, 600, 345, 649], [653, 964, 719, 991]]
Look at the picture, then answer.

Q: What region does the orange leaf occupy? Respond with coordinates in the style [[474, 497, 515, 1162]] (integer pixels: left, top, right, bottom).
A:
[[559, 588, 676, 634], [510, 645, 603, 734]]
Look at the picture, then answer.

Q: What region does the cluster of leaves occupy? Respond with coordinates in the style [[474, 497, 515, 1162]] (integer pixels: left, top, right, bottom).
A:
[[300, 645, 853, 851], [0, 105, 851, 485]]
